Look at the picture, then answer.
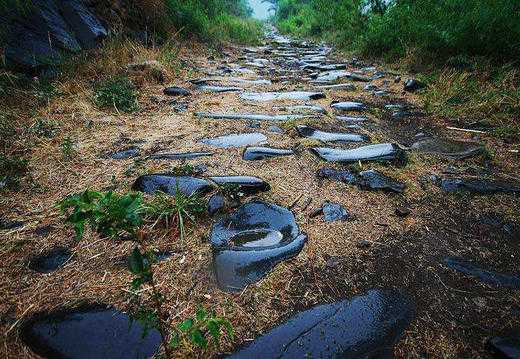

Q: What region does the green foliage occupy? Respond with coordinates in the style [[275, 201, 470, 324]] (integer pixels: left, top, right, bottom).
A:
[[170, 306, 234, 350], [0, 154, 28, 190], [93, 76, 139, 113], [58, 190, 143, 240], [61, 136, 75, 160]]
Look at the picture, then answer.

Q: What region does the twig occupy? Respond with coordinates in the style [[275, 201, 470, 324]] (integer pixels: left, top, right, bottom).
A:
[[5, 304, 35, 336], [446, 126, 486, 134]]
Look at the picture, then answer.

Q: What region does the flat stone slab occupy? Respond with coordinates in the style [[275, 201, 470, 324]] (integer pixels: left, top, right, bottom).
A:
[[359, 170, 406, 193], [209, 176, 270, 195], [273, 105, 326, 114], [317, 83, 356, 91], [311, 70, 351, 83], [210, 200, 307, 292], [296, 125, 369, 143], [445, 257, 520, 288], [311, 143, 406, 163], [208, 194, 225, 216], [147, 151, 214, 161], [132, 175, 214, 196], [240, 91, 325, 102], [196, 85, 243, 93], [195, 112, 307, 122], [337, 115, 369, 123], [317, 167, 358, 184], [28, 248, 73, 273], [243, 147, 294, 161], [441, 178, 520, 194], [331, 101, 367, 112], [488, 334, 520, 359], [228, 289, 414, 359], [323, 202, 349, 222], [411, 137, 484, 160], [20, 305, 161, 359], [106, 147, 140, 160], [199, 133, 267, 148]]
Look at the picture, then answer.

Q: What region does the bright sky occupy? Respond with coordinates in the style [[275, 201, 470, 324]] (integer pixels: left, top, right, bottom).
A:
[[248, 0, 273, 20]]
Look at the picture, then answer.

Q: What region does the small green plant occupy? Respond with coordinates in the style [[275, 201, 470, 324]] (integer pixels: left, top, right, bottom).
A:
[[169, 163, 195, 176], [30, 118, 60, 138], [218, 183, 242, 201], [93, 76, 139, 113], [58, 190, 143, 240], [61, 136, 76, 159]]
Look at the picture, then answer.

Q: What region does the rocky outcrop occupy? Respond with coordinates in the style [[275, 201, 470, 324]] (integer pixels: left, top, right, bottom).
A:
[[2, 0, 107, 72]]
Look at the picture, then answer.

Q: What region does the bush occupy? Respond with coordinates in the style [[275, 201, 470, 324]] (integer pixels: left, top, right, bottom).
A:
[[93, 76, 139, 113]]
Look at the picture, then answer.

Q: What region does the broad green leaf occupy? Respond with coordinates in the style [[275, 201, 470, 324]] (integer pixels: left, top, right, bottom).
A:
[[207, 320, 221, 341], [190, 329, 208, 348], [169, 332, 180, 349], [178, 318, 194, 332], [196, 307, 207, 321]]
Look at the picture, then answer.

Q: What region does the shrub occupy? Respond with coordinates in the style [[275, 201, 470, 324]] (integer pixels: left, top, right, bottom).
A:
[[93, 76, 139, 113]]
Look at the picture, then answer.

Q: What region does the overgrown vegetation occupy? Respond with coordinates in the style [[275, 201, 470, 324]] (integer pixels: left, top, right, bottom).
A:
[[93, 76, 139, 113]]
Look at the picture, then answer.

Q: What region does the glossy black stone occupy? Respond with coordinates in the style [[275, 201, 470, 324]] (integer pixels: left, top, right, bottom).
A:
[[445, 257, 520, 288], [208, 194, 225, 216], [210, 201, 307, 292], [20, 305, 161, 359], [242, 147, 294, 161], [441, 178, 520, 194], [209, 176, 270, 195], [359, 170, 406, 193], [488, 334, 520, 359], [28, 248, 73, 273], [196, 85, 243, 93], [163, 86, 190, 96], [404, 78, 426, 92], [316, 167, 358, 184], [199, 133, 267, 148], [147, 152, 213, 161], [331, 101, 367, 112], [311, 143, 406, 164], [296, 125, 369, 143], [228, 289, 414, 359], [132, 175, 214, 196], [411, 138, 484, 160]]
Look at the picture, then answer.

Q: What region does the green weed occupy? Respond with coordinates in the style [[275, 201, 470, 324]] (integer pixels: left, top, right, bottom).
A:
[[61, 136, 76, 160], [93, 76, 139, 113]]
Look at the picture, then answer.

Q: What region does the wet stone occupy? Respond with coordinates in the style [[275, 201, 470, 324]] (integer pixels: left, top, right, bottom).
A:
[[20, 305, 162, 359], [322, 202, 349, 222], [163, 86, 190, 96], [268, 125, 284, 134], [208, 194, 226, 216], [440, 178, 520, 195], [132, 175, 214, 197], [311, 143, 406, 164], [317, 167, 357, 184], [392, 110, 413, 119], [28, 248, 73, 273], [240, 91, 325, 102], [312, 70, 351, 83], [210, 200, 307, 292], [411, 137, 484, 160], [228, 289, 414, 359], [358, 170, 406, 193], [209, 176, 270, 195], [199, 133, 267, 148], [331, 101, 367, 112], [196, 85, 243, 93], [147, 151, 213, 161], [195, 112, 306, 122], [273, 105, 326, 114], [296, 125, 369, 143], [107, 147, 140, 160], [404, 78, 426, 92], [488, 334, 520, 359], [444, 257, 520, 289], [243, 147, 294, 161], [317, 83, 356, 91], [337, 115, 369, 123]]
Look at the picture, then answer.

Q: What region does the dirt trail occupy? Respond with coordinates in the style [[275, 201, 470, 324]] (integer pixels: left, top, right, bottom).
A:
[[2, 29, 520, 358]]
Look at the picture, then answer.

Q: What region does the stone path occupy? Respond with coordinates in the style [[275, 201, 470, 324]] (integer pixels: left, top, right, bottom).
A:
[[8, 29, 520, 359]]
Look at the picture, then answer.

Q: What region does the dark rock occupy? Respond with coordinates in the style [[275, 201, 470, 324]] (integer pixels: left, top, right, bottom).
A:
[[228, 289, 414, 359], [322, 202, 349, 222], [411, 137, 484, 160], [20, 305, 161, 359], [268, 125, 285, 134], [395, 76, 401, 83], [358, 170, 406, 193], [296, 125, 369, 143], [392, 110, 413, 119], [208, 194, 225, 216], [247, 122, 260, 129], [199, 133, 267, 148], [0, 218, 24, 230], [395, 206, 412, 217], [209, 176, 270, 195], [240, 91, 325, 102], [210, 200, 307, 292], [148, 151, 213, 161], [132, 175, 214, 197], [488, 334, 520, 359], [28, 248, 73, 273], [445, 257, 520, 288], [316, 167, 357, 184], [197, 85, 243, 93], [440, 178, 520, 195], [60, 0, 107, 49], [107, 147, 140, 160], [404, 78, 426, 92], [163, 86, 190, 96], [325, 255, 342, 268], [311, 143, 407, 164], [331, 101, 367, 112], [356, 240, 372, 248], [34, 225, 54, 237], [243, 147, 294, 161]]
